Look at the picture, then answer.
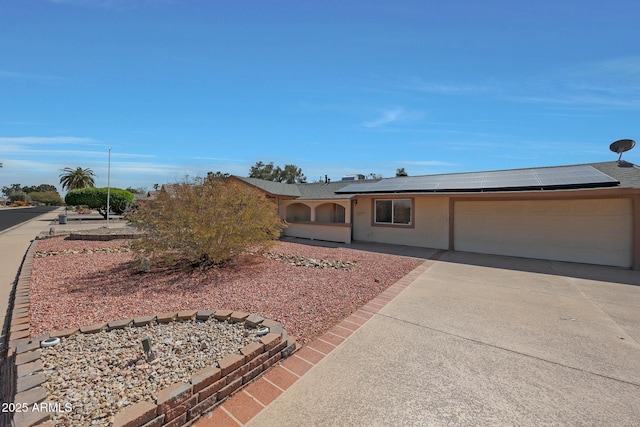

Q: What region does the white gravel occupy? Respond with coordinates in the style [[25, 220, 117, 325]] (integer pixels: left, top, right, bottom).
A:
[[40, 319, 260, 426]]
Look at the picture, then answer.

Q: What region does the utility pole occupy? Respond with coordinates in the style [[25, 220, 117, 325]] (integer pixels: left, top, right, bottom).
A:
[[107, 148, 111, 228]]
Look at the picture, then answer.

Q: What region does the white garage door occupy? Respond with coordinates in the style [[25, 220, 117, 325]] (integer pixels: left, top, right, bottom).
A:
[[454, 198, 633, 267]]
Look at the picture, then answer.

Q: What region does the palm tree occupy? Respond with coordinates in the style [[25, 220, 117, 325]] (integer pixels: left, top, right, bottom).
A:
[[59, 167, 96, 191]]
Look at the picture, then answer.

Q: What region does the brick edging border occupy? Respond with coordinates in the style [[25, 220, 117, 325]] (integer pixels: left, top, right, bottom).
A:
[[2, 239, 299, 427]]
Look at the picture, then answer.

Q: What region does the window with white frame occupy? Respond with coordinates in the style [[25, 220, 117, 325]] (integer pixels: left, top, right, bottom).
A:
[[374, 199, 412, 225]]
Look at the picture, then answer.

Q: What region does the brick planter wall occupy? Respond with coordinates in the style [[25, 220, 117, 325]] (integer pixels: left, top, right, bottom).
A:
[[68, 232, 143, 241], [2, 239, 298, 427]]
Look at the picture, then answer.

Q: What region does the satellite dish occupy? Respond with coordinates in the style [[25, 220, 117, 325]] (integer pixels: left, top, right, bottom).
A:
[[609, 139, 635, 162]]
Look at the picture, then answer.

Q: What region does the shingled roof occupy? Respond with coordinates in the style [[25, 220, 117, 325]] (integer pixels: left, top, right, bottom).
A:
[[231, 176, 380, 199], [232, 161, 639, 199], [336, 161, 640, 194], [590, 161, 640, 188], [230, 177, 301, 198]]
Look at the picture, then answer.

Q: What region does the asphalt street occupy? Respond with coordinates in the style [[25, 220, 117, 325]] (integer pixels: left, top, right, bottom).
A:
[[0, 206, 58, 233]]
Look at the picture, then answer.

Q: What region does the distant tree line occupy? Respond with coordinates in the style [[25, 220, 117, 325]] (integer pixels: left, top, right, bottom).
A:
[[1, 183, 63, 206], [249, 161, 306, 184]]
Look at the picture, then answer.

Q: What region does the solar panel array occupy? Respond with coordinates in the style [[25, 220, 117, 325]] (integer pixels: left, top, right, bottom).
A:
[[335, 165, 619, 194]]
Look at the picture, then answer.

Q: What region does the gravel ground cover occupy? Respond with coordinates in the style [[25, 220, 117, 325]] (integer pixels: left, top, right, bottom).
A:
[[26, 236, 424, 425], [30, 237, 425, 344], [40, 319, 259, 426]]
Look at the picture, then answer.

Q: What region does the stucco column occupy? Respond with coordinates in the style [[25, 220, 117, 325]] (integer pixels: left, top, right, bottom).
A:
[[344, 202, 351, 224], [633, 195, 640, 270], [310, 204, 316, 222]]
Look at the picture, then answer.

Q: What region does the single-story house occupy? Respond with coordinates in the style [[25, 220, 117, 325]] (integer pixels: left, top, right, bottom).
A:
[[230, 160, 640, 270]]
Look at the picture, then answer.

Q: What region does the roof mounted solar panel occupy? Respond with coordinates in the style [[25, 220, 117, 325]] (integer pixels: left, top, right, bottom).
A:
[[335, 165, 619, 194]]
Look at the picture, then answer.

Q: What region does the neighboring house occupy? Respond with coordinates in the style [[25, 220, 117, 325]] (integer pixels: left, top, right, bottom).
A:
[[231, 161, 640, 270]]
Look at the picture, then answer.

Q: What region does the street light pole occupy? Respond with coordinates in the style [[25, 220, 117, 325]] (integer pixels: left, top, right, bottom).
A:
[[107, 148, 112, 228]]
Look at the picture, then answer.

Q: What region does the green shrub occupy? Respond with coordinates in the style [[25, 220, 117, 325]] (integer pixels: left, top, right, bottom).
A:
[[129, 178, 286, 267], [65, 187, 134, 218], [29, 191, 64, 206], [8, 191, 30, 204]]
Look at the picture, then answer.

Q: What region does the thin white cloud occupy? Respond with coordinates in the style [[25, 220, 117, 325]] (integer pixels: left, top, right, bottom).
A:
[[1, 147, 155, 159], [107, 161, 187, 176], [580, 56, 640, 78], [400, 78, 490, 95], [0, 70, 65, 81], [396, 160, 458, 167], [46, 0, 174, 8], [0, 121, 40, 126], [189, 156, 240, 162], [506, 93, 640, 110], [0, 136, 97, 145], [506, 56, 640, 111], [363, 108, 405, 128]]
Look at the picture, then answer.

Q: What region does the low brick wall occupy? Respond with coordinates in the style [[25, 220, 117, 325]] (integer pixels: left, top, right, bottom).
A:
[[2, 239, 298, 427], [68, 232, 143, 241]]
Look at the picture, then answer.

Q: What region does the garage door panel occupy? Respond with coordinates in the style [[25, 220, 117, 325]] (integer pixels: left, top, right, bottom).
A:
[[454, 199, 632, 268]]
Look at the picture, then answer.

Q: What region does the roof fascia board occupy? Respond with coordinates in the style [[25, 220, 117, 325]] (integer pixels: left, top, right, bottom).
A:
[[351, 186, 640, 199]]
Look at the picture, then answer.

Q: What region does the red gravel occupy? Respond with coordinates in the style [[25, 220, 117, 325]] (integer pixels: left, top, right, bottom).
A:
[[29, 238, 424, 344]]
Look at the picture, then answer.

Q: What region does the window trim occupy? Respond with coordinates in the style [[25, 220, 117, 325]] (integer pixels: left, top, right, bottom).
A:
[[372, 197, 415, 228]]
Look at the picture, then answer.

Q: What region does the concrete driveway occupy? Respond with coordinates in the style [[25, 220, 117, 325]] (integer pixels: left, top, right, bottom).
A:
[[248, 251, 640, 426]]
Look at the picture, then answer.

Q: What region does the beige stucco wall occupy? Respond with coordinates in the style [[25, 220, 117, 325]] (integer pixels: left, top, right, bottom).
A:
[[275, 192, 637, 269], [282, 222, 351, 244], [351, 195, 449, 249], [280, 199, 351, 223], [278, 199, 352, 243]]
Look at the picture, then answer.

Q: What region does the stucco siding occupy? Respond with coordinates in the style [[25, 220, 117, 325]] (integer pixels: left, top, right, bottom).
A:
[[282, 222, 351, 244], [351, 196, 449, 249]]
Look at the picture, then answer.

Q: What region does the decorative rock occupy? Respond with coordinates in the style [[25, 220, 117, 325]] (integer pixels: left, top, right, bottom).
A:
[[34, 247, 132, 257], [261, 251, 357, 270], [38, 316, 263, 426]]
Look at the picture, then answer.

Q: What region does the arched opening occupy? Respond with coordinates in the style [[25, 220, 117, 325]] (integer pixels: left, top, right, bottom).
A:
[[286, 203, 311, 222], [316, 203, 346, 223]]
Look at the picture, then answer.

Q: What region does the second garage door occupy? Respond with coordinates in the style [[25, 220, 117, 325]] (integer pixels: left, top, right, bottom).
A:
[[454, 198, 632, 268]]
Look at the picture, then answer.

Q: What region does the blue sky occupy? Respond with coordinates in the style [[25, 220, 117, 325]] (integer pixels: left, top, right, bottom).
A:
[[1, 0, 639, 192]]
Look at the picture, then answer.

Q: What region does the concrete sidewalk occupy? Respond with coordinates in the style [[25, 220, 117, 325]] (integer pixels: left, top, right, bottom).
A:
[[0, 208, 131, 338], [241, 252, 640, 426], [0, 208, 63, 335]]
